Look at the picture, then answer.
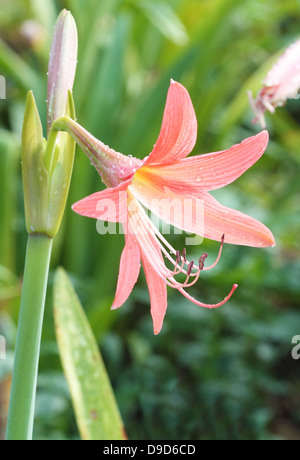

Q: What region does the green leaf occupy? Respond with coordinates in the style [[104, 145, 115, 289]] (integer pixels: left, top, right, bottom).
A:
[[53, 267, 127, 440], [0, 130, 20, 270], [0, 37, 42, 94], [139, 1, 189, 46]]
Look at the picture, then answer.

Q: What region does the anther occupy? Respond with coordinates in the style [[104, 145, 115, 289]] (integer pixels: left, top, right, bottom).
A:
[[170, 249, 185, 276], [199, 253, 208, 270], [187, 261, 194, 276]]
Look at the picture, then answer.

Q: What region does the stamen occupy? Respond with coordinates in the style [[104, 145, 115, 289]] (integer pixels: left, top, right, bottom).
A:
[[135, 202, 195, 276], [181, 266, 201, 289], [178, 284, 238, 309], [203, 234, 224, 271], [170, 250, 184, 276], [247, 90, 266, 129], [132, 199, 189, 273], [129, 195, 237, 308]]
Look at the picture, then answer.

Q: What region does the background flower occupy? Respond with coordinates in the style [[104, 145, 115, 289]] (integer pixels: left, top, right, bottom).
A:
[[248, 38, 300, 128]]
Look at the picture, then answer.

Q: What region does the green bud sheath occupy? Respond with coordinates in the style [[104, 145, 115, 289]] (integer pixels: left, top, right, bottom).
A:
[[46, 91, 76, 236], [22, 90, 76, 237], [22, 90, 48, 235]]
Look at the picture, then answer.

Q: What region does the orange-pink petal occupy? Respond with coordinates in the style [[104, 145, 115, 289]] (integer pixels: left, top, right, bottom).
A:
[[196, 191, 275, 247], [130, 177, 275, 247], [111, 232, 141, 310], [126, 192, 168, 334], [141, 249, 168, 335], [72, 179, 131, 222], [145, 80, 197, 165], [141, 131, 269, 193]]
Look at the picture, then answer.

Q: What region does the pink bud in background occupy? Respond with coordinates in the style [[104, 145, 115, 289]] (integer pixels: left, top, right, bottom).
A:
[[249, 38, 300, 128], [47, 9, 78, 133]]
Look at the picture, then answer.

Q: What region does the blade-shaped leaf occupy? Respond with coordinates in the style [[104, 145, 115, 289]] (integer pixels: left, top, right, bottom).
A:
[[53, 267, 127, 440], [139, 1, 189, 46]]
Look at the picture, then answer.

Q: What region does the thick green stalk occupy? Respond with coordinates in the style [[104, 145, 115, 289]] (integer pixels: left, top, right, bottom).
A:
[[6, 234, 53, 440]]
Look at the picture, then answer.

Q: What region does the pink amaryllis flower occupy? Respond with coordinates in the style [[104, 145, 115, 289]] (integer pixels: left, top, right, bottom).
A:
[[248, 38, 300, 128], [54, 80, 275, 334]]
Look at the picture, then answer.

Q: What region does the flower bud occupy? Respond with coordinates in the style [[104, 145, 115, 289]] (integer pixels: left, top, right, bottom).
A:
[[47, 9, 78, 133], [22, 9, 78, 238]]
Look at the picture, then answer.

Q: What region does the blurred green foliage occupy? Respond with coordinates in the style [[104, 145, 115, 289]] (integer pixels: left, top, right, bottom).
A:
[[0, 0, 300, 440]]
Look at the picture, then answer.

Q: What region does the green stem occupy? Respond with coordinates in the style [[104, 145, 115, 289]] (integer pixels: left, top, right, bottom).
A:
[[6, 234, 53, 440]]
